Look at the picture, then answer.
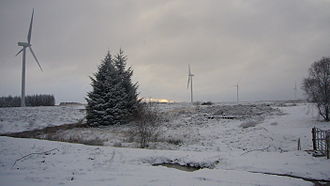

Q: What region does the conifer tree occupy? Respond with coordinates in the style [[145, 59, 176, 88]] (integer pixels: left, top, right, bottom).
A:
[[114, 49, 141, 117], [86, 50, 140, 126]]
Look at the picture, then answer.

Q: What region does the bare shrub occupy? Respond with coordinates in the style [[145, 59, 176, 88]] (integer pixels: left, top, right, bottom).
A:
[[303, 57, 330, 121], [165, 138, 183, 145], [240, 121, 259, 128], [131, 103, 161, 148], [113, 142, 122, 147]]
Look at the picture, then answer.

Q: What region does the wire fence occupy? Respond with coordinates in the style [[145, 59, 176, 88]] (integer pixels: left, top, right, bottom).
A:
[[312, 127, 330, 159]]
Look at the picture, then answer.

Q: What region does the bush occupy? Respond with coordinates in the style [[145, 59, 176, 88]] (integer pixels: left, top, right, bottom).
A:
[[303, 57, 330, 121], [165, 138, 183, 145], [131, 103, 161, 148], [201, 101, 213, 105]]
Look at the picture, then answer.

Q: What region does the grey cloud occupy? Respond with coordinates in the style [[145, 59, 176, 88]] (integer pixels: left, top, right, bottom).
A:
[[1, 0, 329, 103]]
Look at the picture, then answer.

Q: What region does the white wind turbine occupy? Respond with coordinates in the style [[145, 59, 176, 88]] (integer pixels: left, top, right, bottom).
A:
[[187, 64, 194, 104], [294, 82, 297, 100], [235, 83, 239, 103], [16, 9, 43, 107]]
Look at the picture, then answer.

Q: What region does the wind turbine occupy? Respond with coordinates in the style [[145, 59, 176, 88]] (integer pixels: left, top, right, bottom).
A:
[[235, 83, 239, 104], [294, 82, 297, 100], [187, 64, 194, 104], [16, 9, 43, 107]]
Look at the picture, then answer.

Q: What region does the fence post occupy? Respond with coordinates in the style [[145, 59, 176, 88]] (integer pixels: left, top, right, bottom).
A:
[[312, 127, 316, 151], [326, 132, 330, 159], [297, 138, 301, 151]]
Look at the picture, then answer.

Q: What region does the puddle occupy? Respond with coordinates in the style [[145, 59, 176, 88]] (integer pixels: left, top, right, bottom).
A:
[[153, 163, 204, 172]]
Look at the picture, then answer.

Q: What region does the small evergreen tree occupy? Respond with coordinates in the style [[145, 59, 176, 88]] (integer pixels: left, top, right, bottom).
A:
[[114, 49, 141, 118], [86, 50, 140, 126]]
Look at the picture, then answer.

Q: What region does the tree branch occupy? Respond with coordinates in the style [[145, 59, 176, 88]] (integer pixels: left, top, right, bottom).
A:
[[12, 148, 59, 168]]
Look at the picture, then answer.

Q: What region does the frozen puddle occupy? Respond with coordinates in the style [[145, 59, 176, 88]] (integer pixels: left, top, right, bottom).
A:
[[152, 163, 208, 172]]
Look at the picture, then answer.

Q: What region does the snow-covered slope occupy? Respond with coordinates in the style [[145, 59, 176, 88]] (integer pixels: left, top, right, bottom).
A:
[[0, 106, 85, 134]]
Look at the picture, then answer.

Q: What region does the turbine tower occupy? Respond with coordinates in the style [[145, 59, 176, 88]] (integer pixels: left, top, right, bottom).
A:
[[187, 64, 194, 104], [235, 83, 239, 103], [294, 82, 297, 100], [16, 9, 43, 107]]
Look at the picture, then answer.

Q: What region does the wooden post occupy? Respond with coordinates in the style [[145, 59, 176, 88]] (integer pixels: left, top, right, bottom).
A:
[[297, 138, 301, 151], [312, 127, 316, 151]]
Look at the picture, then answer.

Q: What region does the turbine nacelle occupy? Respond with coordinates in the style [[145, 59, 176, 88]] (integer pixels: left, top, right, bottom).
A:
[[17, 42, 31, 47]]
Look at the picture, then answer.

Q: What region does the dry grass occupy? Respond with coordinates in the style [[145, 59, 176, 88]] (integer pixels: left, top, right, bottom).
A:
[[240, 121, 259, 128]]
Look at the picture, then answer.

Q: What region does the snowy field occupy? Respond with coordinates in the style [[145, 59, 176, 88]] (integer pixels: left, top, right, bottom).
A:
[[0, 105, 85, 134], [0, 102, 330, 185]]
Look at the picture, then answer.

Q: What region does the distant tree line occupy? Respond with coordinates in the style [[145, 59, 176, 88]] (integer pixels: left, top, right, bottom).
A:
[[0, 94, 55, 107]]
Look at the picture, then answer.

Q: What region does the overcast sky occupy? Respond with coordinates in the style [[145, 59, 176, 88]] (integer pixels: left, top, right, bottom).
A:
[[0, 0, 329, 103]]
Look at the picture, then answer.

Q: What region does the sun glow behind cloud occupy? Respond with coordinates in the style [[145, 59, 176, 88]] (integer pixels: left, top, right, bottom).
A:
[[142, 98, 175, 103]]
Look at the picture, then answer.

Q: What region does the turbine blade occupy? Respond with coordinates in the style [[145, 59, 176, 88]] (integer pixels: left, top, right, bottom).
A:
[[187, 76, 190, 89], [15, 48, 24, 56], [27, 9, 34, 44], [29, 47, 43, 71]]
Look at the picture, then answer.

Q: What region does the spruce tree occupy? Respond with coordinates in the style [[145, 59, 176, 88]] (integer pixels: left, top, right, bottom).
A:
[[114, 49, 141, 118], [86, 50, 140, 126]]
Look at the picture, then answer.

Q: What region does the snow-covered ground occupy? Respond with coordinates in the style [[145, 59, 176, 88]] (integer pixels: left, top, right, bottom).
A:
[[0, 136, 321, 186], [0, 102, 329, 185], [0, 105, 85, 134]]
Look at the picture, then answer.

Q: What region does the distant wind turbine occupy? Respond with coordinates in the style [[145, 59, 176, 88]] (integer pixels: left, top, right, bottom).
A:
[[187, 64, 194, 104], [16, 9, 43, 107], [294, 82, 297, 100], [235, 83, 239, 103]]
